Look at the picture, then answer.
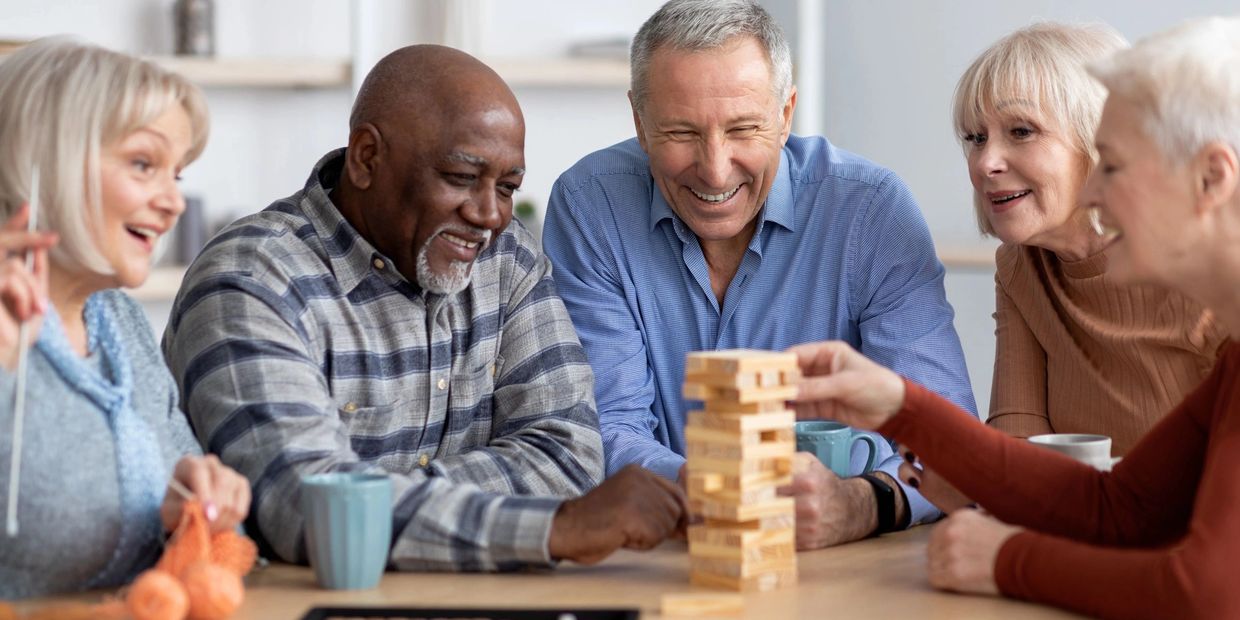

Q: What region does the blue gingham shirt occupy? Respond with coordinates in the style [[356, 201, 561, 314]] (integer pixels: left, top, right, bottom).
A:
[[543, 136, 977, 526], [163, 150, 603, 571]]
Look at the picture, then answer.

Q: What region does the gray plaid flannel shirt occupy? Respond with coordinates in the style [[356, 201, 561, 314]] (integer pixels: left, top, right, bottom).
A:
[[163, 150, 603, 571]]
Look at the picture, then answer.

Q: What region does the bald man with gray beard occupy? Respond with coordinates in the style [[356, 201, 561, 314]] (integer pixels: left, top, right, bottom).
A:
[[164, 45, 687, 571]]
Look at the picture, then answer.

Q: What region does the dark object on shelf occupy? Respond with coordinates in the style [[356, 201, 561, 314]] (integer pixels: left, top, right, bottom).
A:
[[174, 0, 215, 57], [175, 195, 208, 265], [299, 607, 639, 620]]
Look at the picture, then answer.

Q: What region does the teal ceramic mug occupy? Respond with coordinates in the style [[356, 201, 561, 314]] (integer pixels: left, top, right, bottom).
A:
[[794, 421, 879, 476], [301, 472, 393, 590]]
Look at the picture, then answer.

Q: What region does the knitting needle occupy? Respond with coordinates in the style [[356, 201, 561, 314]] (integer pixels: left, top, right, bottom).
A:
[[166, 477, 197, 502], [167, 476, 223, 523], [6, 166, 40, 538]]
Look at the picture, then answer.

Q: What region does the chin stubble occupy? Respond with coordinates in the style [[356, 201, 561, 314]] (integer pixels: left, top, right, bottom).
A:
[[414, 225, 492, 294]]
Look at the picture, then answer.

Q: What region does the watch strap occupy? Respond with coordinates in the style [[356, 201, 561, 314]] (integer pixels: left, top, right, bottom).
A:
[[857, 472, 899, 536]]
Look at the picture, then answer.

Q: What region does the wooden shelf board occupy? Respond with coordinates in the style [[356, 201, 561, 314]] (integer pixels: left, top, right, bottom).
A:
[[147, 56, 351, 88], [487, 57, 630, 88], [938, 245, 997, 269]]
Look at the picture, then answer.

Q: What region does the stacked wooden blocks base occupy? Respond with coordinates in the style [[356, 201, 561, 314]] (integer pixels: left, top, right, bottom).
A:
[[684, 350, 799, 592]]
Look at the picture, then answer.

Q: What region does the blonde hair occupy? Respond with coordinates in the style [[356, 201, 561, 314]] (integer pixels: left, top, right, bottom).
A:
[[953, 22, 1127, 235], [1088, 15, 1240, 165], [0, 37, 209, 274]]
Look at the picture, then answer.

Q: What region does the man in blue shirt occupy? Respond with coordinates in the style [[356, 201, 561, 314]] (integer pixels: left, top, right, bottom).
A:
[[543, 0, 977, 548]]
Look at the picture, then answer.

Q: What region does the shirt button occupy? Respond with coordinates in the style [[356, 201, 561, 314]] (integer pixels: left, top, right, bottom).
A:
[[418, 454, 430, 467], [373, 258, 386, 270], [342, 402, 358, 413], [437, 377, 448, 390]]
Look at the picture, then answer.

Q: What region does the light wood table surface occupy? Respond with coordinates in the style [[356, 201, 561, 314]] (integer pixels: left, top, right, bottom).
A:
[[217, 525, 1079, 619]]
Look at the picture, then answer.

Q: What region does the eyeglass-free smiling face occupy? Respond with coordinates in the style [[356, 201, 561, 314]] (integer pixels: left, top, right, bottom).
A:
[[964, 103, 1091, 251], [633, 36, 795, 245]]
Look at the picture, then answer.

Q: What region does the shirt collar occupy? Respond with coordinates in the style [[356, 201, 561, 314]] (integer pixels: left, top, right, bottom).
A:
[[648, 147, 796, 235], [300, 148, 408, 295]]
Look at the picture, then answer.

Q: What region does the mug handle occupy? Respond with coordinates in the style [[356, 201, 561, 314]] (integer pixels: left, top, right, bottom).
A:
[[848, 433, 879, 474]]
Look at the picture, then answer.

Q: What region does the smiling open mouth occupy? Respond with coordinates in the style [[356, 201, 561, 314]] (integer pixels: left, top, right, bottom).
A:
[[440, 231, 481, 250], [126, 226, 159, 242], [991, 190, 1031, 204], [690, 186, 740, 204]]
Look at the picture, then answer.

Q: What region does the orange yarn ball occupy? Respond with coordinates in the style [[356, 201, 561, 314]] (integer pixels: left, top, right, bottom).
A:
[[210, 530, 258, 577], [157, 501, 211, 577], [181, 562, 244, 620], [127, 569, 190, 620]]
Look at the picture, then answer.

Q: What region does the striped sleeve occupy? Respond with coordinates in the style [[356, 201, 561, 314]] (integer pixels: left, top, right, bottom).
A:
[[163, 248, 561, 571]]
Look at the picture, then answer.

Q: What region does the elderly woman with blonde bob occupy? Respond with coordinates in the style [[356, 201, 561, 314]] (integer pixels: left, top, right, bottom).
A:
[[957, 23, 1224, 456], [0, 38, 250, 598], [790, 16, 1240, 619]]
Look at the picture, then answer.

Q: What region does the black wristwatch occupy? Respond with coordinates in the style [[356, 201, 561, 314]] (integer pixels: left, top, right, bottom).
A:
[[857, 473, 910, 536]]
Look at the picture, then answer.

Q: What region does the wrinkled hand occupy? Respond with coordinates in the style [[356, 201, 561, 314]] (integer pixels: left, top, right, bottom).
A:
[[161, 455, 252, 534], [927, 509, 1022, 596], [787, 341, 905, 431], [897, 445, 974, 513], [0, 204, 57, 370], [778, 452, 875, 549], [549, 464, 687, 564]]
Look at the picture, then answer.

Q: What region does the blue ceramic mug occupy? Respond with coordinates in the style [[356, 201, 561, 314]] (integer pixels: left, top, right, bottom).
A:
[[300, 472, 393, 590], [795, 421, 879, 477]]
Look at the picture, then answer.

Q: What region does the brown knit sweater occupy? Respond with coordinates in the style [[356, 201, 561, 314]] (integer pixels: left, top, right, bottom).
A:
[[988, 244, 1224, 454]]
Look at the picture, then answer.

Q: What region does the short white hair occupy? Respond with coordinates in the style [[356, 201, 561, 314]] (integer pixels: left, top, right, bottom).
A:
[[1088, 15, 1240, 165], [0, 37, 209, 275], [953, 22, 1127, 236], [630, 0, 792, 116]]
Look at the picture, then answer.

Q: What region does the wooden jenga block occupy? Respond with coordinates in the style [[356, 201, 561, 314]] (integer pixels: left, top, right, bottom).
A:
[[703, 399, 789, 414], [661, 593, 745, 617], [684, 433, 793, 462], [686, 350, 798, 375], [688, 524, 795, 549], [687, 469, 793, 499], [684, 367, 792, 390], [689, 496, 795, 522], [690, 565, 798, 593], [687, 410, 795, 434], [689, 555, 798, 580], [687, 479, 778, 505], [691, 540, 796, 565], [688, 526, 795, 564], [687, 454, 793, 477], [683, 382, 799, 405], [684, 423, 795, 446], [703, 513, 796, 531]]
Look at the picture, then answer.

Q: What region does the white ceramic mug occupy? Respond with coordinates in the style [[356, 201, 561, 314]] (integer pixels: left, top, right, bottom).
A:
[[1028, 434, 1114, 471]]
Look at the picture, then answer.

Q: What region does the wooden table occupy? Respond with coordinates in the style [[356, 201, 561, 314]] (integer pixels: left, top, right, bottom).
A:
[[218, 525, 1079, 619]]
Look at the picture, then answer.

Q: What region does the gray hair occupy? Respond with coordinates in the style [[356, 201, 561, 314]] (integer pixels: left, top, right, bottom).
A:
[[0, 37, 209, 274], [630, 0, 792, 115], [953, 22, 1127, 236], [1088, 15, 1240, 164]]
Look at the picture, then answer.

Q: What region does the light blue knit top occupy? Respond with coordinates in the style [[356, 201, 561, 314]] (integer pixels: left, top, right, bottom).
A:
[[0, 289, 200, 598]]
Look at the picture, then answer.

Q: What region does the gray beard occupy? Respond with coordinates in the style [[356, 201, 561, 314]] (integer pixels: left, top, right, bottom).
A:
[[415, 226, 491, 294]]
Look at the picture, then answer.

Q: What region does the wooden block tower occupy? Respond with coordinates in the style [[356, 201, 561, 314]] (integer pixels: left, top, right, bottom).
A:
[[683, 349, 799, 592]]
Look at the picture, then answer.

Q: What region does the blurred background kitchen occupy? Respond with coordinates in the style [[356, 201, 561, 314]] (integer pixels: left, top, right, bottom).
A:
[[1, 0, 1234, 412]]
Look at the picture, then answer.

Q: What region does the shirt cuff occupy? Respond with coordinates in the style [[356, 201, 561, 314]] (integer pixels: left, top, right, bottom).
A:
[[489, 496, 564, 568], [647, 452, 686, 482], [875, 454, 941, 526]]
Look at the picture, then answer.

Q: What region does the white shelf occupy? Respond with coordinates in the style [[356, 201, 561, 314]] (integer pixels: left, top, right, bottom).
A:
[[0, 50, 351, 89], [129, 266, 187, 303], [486, 57, 630, 88], [147, 56, 351, 89]]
